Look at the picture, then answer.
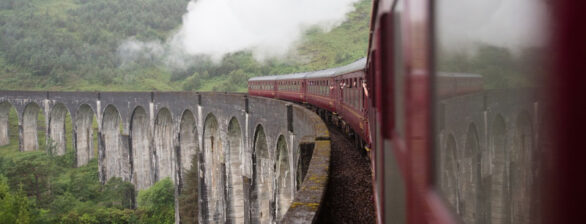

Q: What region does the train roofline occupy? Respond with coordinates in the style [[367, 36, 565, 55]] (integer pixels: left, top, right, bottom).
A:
[[248, 57, 367, 82]]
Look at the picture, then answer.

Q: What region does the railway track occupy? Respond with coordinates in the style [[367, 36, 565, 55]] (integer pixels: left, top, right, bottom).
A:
[[316, 124, 375, 223]]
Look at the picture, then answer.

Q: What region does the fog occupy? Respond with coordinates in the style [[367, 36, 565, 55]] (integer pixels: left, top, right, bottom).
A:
[[438, 0, 549, 54], [119, 0, 360, 67]]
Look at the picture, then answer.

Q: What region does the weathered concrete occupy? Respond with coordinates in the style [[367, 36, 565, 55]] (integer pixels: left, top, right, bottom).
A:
[[101, 105, 131, 183], [154, 108, 175, 183], [0, 102, 13, 146], [131, 106, 153, 190], [0, 91, 332, 224], [75, 104, 96, 167], [281, 106, 331, 223], [178, 110, 198, 185], [227, 117, 244, 224], [435, 89, 541, 224], [275, 135, 292, 220], [251, 125, 273, 224], [202, 114, 223, 223], [22, 103, 41, 152], [49, 103, 69, 155]]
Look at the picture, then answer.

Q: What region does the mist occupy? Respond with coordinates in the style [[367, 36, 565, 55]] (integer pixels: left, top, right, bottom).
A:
[[119, 0, 361, 68], [437, 0, 549, 54]]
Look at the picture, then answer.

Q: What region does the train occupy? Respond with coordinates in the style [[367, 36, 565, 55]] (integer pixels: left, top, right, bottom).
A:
[[250, 0, 584, 223], [249, 59, 483, 152]]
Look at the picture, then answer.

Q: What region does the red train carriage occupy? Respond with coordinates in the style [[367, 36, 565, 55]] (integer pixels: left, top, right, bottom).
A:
[[248, 55, 486, 224], [275, 73, 307, 103], [366, 0, 584, 223], [248, 0, 585, 222], [305, 69, 337, 112], [332, 58, 369, 144], [248, 76, 277, 98]]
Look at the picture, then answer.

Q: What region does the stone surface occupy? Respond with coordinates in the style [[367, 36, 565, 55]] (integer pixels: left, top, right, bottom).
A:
[[0, 91, 333, 224], [435, 89, 541, 224]]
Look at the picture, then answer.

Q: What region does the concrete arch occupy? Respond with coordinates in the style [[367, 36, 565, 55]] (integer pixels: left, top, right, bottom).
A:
[[131, 106, 153, 190], [295, 140, 314, 191], [177, 109, 199, 223], [226, 117, 244, 223], [489, 115, 510, 224], [275, 135, 292, 220], [510, 111, 534, 224], [154, 108, 175, 183], [49, 103, 71, 156], [22, 102, 43, 152], [75, 104, 97, 167], [459, 123, 481, 224], [0, 102, 18, 146], [202, 113, 225, 223], [252, 124, 272, 224], [179, 110, 198, 181], [438, 133, 459, 213], [101, 105, 130, 182]]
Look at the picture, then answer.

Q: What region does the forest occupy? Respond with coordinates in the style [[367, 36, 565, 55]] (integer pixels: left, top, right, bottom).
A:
[[0, 1, 373, 222], [0, 0, 372, 92], [0, 108, 180, 223], [0, 0, 542, 223]]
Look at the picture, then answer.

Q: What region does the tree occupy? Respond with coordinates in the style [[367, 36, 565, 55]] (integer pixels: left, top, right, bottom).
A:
[[137, 178, 175, 224], [100, 177, 135, 209], [182, 72, 201, 91], [3, 153, 53, 206], [0, 175, 35, 224], [179, 155, 199, 223]]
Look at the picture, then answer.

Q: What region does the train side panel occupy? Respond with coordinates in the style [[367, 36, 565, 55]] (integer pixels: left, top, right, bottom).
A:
[[335, 70, 369, 141], [276, 79, 305, 103], [306, 77, 337, 111], [248, 80, 276, 98]]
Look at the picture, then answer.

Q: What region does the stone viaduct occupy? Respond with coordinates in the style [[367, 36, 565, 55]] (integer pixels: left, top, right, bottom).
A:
[[0, 88, 541, 223], [435, 89, 542, 224], [0, 91, 331, 224]]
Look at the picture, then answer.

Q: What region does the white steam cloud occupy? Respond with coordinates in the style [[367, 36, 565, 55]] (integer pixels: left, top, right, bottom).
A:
[[117, 40, 164, 65], [119, 0, 361, 67], [170, 0, 360, 60]]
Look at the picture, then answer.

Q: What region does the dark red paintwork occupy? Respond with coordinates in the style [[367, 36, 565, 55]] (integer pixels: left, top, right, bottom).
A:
[[366, 0, 585, 223], [275, 79, 306, 102], [306, 77, 337, 111], [548, 0, 586, 223], [334, 70, 369, 140], [248, 80, 276, 98]]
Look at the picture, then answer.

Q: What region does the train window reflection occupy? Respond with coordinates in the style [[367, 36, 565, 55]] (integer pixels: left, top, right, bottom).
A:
[[433, 0, 547, 223]]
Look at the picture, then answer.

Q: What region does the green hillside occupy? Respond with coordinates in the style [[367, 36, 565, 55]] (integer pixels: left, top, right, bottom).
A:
[[0, 0, 372, 92]]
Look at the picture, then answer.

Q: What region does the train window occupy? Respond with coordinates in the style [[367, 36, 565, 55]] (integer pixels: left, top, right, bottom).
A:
[[343, 79, 349, 104], [433, 0, 547, 223], [356, 78, 364, 110], [350, 78, 356, 108]]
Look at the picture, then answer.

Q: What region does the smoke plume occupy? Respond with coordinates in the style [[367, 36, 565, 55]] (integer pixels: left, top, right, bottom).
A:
[[119, 0, 361, 67]]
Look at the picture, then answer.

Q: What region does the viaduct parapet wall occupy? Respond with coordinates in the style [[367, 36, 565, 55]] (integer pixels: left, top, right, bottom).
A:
[[0, 91, 330, 224]]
